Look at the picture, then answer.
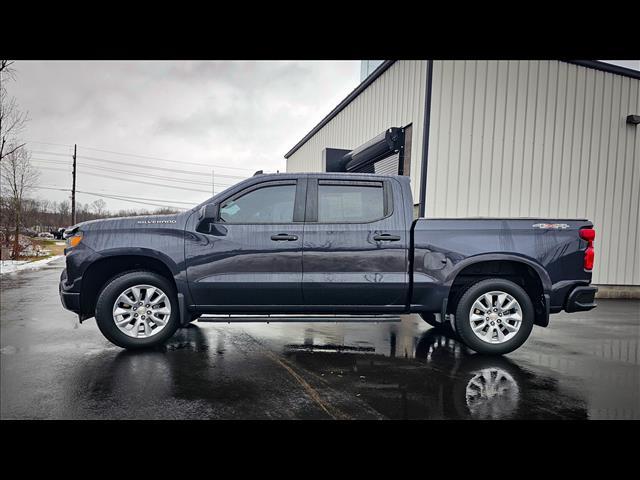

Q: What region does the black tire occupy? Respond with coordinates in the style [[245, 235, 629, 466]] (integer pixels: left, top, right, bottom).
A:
[[453, 278, 534, 355], [95, 270, 180, 349], [419, 313, 454, 332]]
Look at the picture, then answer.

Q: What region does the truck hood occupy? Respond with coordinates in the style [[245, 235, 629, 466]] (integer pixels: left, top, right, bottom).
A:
[[68, 213, 184, 233]]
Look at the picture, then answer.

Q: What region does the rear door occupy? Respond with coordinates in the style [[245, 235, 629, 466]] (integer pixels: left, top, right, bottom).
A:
[[301, 176, 408, 308], [185, 178, 306, 307]]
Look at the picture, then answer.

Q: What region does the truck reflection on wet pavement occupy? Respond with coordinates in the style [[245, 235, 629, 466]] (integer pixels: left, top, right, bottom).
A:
[[1, 259, 638, 419]]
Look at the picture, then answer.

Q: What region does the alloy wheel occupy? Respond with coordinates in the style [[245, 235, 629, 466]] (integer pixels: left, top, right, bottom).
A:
[[112, 284, 172, 338], [468, 290, 522, 344]]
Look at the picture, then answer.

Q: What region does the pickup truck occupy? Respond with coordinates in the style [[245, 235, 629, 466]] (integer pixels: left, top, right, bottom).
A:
[[59, 173, 597, 355]]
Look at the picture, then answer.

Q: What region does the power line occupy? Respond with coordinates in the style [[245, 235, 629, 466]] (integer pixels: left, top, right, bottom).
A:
[[76, 191, 188, 210], [30, 159, 72, 170], [27, 142, 253, 172], [30, 150, 247, 179], [30, 157, 238, 187], [31, 186, 191, 210], [78, 154, 247, 179], [26, 141, 74, 149], [28, 158, 72, 168], [78, 145, 253, 172], [26, 142, 252, 208], [33, 160, 235, 187], [34, 166, 214, 193], [31, 185, 70, 192], [35, 166, 71, 173], [76, 163, 235, 187], [30, 156, 238, 184], [33, 185, 196, 205], [33, 164, 234, 189], [30, 158, 71, 165], [81, 192, 195, 205]]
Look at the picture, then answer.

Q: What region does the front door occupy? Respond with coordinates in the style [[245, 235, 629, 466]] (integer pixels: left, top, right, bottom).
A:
[[185, 179, 305, 308], [302, 176, 408, 308]]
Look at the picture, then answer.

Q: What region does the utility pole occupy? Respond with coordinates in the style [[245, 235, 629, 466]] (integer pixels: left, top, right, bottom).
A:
[[71, 144, 77, 225]]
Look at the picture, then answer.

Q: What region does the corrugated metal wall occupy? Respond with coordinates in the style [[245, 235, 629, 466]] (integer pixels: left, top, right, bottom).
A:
[[286, 60, 640, 285], [286, 61, 428, 196], [373, 154, 400, 175], [427, 60, 640, 285]]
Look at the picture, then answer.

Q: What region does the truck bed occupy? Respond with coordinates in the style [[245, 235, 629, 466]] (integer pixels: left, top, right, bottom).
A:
[[410, 217, 593, 314]]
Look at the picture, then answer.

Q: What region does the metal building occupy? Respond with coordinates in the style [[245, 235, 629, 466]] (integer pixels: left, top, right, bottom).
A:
[[285, 60, 640, 292]]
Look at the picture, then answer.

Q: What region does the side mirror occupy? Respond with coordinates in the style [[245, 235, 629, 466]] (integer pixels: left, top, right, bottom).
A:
[[198, 203, 219, 221]]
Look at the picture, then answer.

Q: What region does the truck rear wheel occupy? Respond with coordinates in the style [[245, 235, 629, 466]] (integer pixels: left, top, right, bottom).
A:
[[95, 270, 180, 349], [453, 278, 534, 355]]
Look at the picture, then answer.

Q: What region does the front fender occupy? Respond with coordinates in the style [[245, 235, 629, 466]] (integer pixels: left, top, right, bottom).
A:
[[97, 247, 182, 276], [76, 248, 193, 326]]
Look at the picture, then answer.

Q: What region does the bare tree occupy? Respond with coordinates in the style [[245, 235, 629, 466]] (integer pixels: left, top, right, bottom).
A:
[[1, 194, 182, 241], [57, 199, 70, 225], [0, 146, 40, 258], [90, 199, 107, 217], [0, 60, 29, 162]]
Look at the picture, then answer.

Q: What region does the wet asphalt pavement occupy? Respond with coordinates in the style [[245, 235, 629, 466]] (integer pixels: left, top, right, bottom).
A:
[[1, 257, 638, 420]]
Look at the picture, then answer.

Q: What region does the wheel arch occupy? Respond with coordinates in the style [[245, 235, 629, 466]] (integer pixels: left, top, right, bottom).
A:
[[445, 255, 551, 327], [79, 251, 179, 320]]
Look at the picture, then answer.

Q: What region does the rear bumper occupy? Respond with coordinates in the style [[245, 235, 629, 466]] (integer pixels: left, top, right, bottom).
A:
[[565, 285, 598, 313]]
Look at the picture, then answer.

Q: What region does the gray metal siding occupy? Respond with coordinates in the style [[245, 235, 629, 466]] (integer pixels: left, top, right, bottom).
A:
[[373, 154, 400, 175], [427, 60, 640, 285], [286, 61, 428, 199], [286, 60, 639, 285]]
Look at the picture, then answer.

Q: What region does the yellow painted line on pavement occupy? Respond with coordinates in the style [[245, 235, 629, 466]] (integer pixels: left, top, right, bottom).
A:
[[261, 349, 350, 420]]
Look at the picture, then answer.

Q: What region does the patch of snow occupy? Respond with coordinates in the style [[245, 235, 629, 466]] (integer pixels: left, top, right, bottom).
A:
[[21, 246, 51, 257], [0, 255, 64, 275]]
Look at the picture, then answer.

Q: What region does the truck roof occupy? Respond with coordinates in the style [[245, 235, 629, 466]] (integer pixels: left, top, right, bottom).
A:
[[254, 172, 407, 181], [191, 171, 411, 212]]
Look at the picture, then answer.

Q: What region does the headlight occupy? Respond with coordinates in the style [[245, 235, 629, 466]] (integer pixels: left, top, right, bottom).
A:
[[66, 232, 83, 248]]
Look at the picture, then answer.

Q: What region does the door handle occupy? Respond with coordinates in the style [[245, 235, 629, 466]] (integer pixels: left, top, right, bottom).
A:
[[373, 233, 401, 242], [271, 233, 298, 241]]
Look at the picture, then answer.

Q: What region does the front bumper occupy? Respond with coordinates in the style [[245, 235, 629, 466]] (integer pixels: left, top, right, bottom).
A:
[[565, 285, 598, 313], [59, 268, 81, 313]]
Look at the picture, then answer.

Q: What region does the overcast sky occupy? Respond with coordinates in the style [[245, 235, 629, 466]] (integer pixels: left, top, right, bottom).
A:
[[8, 60, 638, 214], [8, 61, 361, 212]]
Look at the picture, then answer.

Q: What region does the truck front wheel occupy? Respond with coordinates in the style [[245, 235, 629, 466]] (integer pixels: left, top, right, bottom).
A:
[[453, 278, 534, 355], [95, 270, 180, 349]]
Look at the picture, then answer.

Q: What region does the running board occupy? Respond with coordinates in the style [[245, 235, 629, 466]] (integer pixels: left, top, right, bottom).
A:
[[196, 314, 401, 323]]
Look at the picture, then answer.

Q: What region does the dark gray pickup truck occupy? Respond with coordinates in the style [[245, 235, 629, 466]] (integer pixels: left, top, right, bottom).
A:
[[59, 172, 597, 354]]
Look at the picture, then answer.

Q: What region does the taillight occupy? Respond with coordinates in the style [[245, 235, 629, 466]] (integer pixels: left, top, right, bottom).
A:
[[580, 228, 595, 270], [579, 228, 595, 242]]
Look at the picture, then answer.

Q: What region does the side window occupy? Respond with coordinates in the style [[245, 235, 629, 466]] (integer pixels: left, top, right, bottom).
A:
[[317, 183, 385, 223], [219, 184, 296, 224]]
